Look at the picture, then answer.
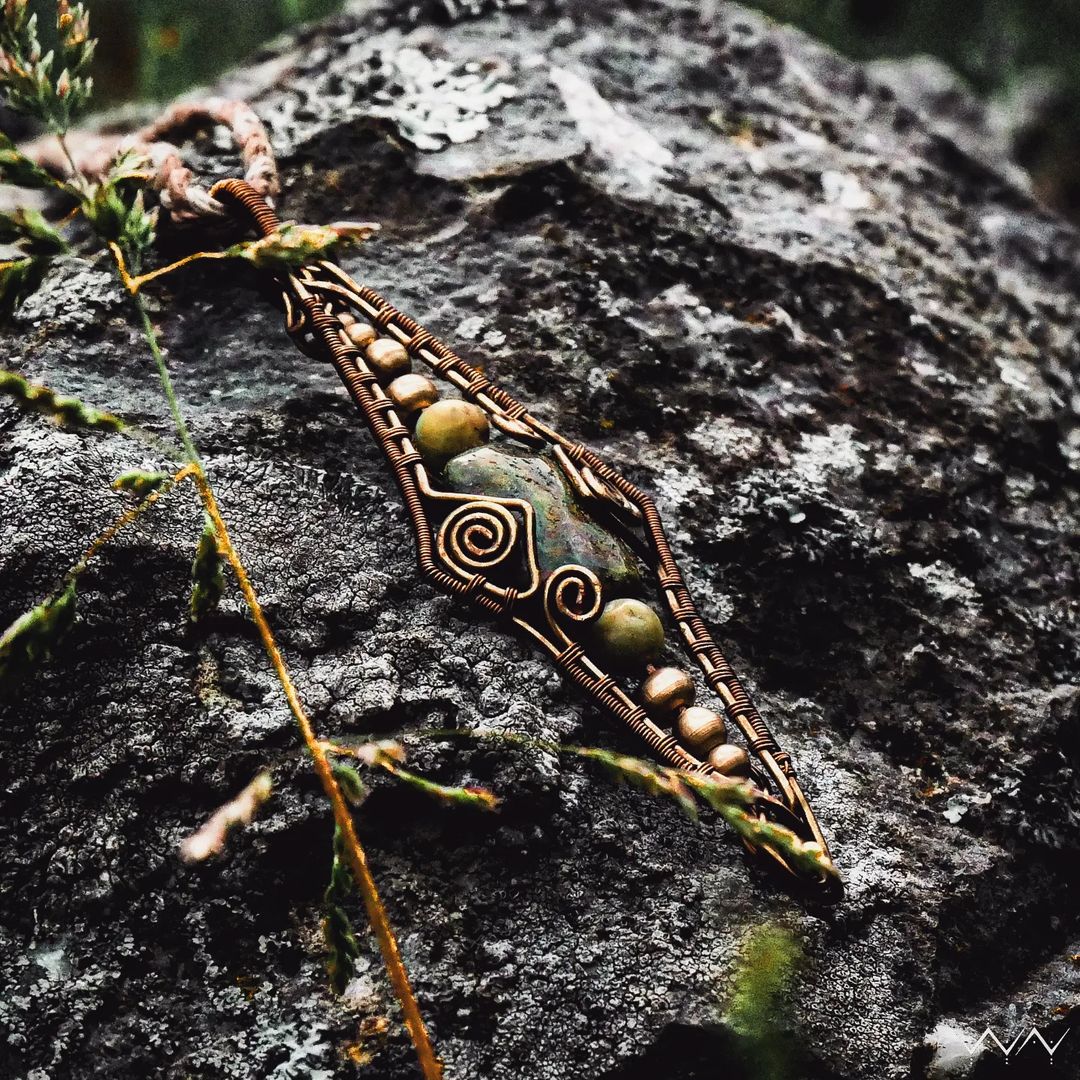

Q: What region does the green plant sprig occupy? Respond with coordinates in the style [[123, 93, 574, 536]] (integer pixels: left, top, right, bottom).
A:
[[0, 4, 155, 304], [111, 468, 169, 499], [0, 206, 69, 254], [0, 205, 64, 311], [424, 729, 834, 883], [316, 744, 497, 994], [0, 366, 190, 470], [0, 256, 48, 316], [722, 923, 804, 1080], [0, 0, 94, 132], [0, 367, 124, 431], [189, 515, 225, 623], [0, 129, 61, 188], [109, 220, 380, 298], [0, 7, 438, 1071], [178, 770, 274, 863], [0, 462, 195, 692], [323, 824, 363, 994], [325, 739, 501, 813], [0, 578, 74, 687]]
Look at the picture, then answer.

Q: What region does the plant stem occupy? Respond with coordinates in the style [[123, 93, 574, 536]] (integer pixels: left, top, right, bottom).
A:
[[191, 469, 442, 1079], [109, 243, 233, 296], [69, 464, 196, 580], [130, 292, 201, 464], [56, 132, 81, 186], [124, 277, 442, 1078]]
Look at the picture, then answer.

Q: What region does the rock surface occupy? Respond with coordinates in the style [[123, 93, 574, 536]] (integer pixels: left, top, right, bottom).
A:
[[2, 2, 1080, 1078]]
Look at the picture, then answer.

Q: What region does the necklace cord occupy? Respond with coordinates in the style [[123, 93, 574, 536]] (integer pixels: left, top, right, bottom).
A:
[[26, 97, 278, 223]]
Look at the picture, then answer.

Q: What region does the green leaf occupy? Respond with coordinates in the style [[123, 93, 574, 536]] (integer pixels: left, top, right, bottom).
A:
[[0, 131, 61, 190], [391, 766, 500, 812], [223, 222, 377, 272], [79, 181, 157, 272], [0, 255, 48, 317], [0, 207, 69, 255], [189, 516, 225, 623], [0, 579, 76, 688], [111, 469, 168, 499], [0, 368, 125, 430], [103, 147, 151, 186], [118, 189, 156, 267], [69, 147, 158, 271], [571, 746, 701, 821], [322, 824, 361, 995], [322, 902, 360, 994], [332, 763, 368, 807]]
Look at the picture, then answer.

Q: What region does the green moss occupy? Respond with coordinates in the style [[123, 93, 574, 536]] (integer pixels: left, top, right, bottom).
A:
[[723, 923, 804, 1080]]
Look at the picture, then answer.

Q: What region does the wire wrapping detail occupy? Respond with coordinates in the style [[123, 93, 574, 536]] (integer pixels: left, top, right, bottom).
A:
[[211, 180, 841, 901]]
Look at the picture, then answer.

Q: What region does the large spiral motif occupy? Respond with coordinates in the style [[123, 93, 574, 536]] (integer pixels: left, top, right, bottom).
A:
[[544, 563, 604, 627], [437, 500, 519, 575]]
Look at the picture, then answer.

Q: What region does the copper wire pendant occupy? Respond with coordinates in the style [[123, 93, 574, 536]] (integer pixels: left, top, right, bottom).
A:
[[212, 178, 843, 903]]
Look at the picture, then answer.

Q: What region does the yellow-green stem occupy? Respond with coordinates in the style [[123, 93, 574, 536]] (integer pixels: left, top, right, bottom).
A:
[[191, 468, 442, 1079], [117, 252, 441, 1079]]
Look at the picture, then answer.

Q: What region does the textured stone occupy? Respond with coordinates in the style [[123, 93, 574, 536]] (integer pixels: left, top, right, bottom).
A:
[[1, 2, 1080, 1080]]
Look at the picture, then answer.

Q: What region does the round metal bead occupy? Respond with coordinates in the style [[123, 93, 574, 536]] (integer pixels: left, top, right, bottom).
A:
[[641, 666, 696, 721], [345, 321, 377, 349], [708, 743, 751, 777], [676, 705, 726, 755], [387, 373, 439, 419], [337, 310, 358, 327], [366, 337, 411, 381], [414, 399, 491, 469]]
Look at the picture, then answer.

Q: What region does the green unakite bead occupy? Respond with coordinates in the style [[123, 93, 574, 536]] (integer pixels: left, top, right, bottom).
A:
[[590, 597, 665, 672], [442, 445, 641, 593], [415, 399, 490, 470]]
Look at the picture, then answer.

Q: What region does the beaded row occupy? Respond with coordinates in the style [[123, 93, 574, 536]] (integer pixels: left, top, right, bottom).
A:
[[335, 310, 748, 778]]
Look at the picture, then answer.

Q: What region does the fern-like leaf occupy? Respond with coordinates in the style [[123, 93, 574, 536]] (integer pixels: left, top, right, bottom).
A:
[[0, 579, 76, 688]]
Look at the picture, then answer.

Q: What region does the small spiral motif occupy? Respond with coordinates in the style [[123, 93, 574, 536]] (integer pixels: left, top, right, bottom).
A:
[[544, 563, 603, 625], [438, 500, 519, 573]]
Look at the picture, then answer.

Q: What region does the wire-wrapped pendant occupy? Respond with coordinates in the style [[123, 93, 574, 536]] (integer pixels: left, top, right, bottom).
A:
[[213, 178, 842, 903]]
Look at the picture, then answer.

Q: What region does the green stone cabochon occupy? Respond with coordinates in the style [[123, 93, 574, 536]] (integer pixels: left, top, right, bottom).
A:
[[443, 445, 642, 594]]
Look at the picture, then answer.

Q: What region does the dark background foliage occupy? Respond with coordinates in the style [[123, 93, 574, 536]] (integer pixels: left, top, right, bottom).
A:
[[750, 0, 1080, 218]]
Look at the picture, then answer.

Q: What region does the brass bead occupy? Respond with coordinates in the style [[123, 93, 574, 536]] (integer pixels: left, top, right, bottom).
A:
[[366, 337, 411, 381], [708, 743, 751, 777], [344, 321, 377, 349], [641, 666, 695, 721], [387, 373, 439, 418], [337, 310, 357, 327], [676, 705, 726, 755]]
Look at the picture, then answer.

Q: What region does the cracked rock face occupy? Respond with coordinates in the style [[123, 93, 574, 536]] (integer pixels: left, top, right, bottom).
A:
[[2, 2, 1079, 1078]]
